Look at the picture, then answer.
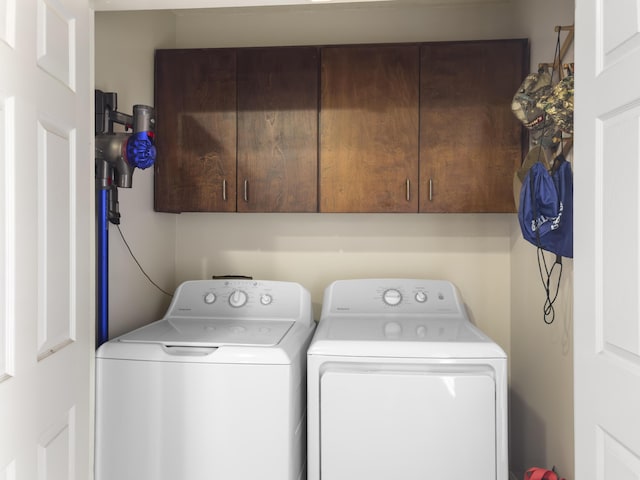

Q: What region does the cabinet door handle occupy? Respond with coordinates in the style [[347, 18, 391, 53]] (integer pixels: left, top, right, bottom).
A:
[[243, 179, 248, 203], [406, 179, 410, 201], [429, 178, 433, 202], [222, 179, 227, 201]]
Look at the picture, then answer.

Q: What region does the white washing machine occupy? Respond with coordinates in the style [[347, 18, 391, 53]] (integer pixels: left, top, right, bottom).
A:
[[307, 278, 508, 480], [95, 279, 315, 480]]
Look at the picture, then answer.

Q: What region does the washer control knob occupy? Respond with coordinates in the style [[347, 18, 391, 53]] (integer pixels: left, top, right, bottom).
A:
[[229, 290, 248, 308], [260, 294, 273, 306], [382, 289, 402, 306], [415, 291, 428, 303], [204, 292, 216, 304], [416, 325, 427, 338]]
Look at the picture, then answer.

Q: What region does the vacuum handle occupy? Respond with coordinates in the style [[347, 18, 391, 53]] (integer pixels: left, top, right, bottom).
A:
[[132, 105, 155, 133]]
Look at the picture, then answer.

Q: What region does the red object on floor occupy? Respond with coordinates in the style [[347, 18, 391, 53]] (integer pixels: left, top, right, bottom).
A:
[[525, 467, 566, 480]]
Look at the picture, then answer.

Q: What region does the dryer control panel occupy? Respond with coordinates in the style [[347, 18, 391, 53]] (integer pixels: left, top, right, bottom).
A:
[[323, 279, 464, 316]]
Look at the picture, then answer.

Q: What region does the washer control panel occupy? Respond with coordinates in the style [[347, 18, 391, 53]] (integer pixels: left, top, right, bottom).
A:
[[325, 279, 462, 315], [166, 279, 310, 324]]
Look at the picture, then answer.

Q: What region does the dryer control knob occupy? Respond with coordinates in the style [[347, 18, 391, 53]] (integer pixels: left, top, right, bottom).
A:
[[415, 291, 428, 303], [204, 292, 216, 304], [382, 289, 402, 306], [260, 294, 273, 305], [229, 290, 248, 308]]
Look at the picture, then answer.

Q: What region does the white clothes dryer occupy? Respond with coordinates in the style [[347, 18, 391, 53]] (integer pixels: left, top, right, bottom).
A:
[[95, 279, 315, 480], [307, 279, 507, 480]]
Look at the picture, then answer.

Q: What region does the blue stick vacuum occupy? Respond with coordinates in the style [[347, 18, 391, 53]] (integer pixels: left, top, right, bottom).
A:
[[94, 90, 156, 348]]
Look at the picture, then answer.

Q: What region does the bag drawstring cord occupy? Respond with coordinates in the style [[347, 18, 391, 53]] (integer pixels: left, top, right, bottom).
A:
[[531, 147, 563, 325]]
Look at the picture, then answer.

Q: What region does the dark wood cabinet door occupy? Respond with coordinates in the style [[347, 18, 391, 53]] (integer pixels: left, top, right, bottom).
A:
[[154, 49, 237, 212], [319, 45, 420, 213], [419, 40, 527, 213], [237, 47, 318, 212]]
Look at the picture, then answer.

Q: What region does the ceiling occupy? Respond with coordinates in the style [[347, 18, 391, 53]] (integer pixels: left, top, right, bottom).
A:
[[92, 0, 509, 12]]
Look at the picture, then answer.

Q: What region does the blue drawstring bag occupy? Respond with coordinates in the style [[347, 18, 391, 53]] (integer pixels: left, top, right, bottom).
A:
[[518, 153, 573, 324], [518, 154, 573, 259]]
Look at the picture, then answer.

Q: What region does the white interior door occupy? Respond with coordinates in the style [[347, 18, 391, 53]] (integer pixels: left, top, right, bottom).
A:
[[574, 2, 640, 479], [0, 0, 93, 479]]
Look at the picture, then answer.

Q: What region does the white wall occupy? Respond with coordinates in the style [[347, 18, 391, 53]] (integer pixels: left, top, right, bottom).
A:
[[175, 213, 513, 346], [174, 2, 520, 47], [95, 1, 575, 476]]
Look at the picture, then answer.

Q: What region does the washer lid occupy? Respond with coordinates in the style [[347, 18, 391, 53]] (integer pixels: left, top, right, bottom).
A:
[[118, 318, 294, 347], [307, 316, 506, 358]]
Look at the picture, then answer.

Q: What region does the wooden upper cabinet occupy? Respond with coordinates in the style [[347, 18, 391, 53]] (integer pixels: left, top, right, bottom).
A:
[[154, 49, 237, 213], [419, 40, 527, 213], [319, 45, 420, 213], [153, 41, 525, 214], [237, 47, 319, 212]]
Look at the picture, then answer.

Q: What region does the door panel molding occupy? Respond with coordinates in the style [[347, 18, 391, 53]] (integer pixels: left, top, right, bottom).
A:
[[0, 95, 15, 382]]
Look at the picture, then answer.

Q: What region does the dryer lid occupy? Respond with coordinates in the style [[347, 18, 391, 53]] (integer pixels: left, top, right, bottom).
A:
[[118, 318, 294, 347]]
